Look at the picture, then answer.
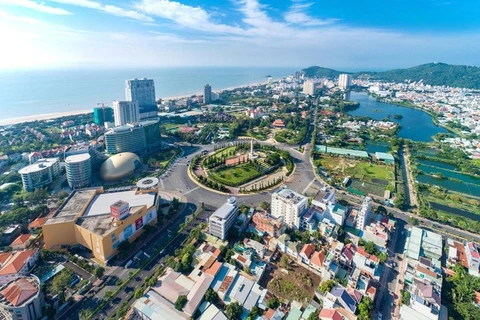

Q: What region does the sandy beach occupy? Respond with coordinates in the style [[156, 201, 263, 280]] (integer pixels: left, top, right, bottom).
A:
[[0, 79, 274, 127]]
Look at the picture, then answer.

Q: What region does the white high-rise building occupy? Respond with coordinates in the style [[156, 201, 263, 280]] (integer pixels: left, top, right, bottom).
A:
[[208, 197, 239, 240], [302, 80, 316, 95], [113, 100, 140, 126], [125, 78, 157, 118], [203, 84, 212, 104], [18, 158, 60, 191], [271, 187, 308, 229], [356, 196, 372, 231], [65, 154, 92, 189], [338, 74, 352, 90]]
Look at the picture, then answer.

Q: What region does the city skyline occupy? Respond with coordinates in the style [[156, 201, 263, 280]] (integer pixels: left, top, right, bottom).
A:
[[0, 0, 479, 70]]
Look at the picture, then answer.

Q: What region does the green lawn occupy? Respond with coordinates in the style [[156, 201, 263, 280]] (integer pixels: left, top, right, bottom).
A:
[[345, 162, 394, 181], [210, 162, 261, 186], [210, 147, 237, 161]]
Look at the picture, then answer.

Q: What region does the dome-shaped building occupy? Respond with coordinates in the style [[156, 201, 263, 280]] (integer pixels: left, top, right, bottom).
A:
[[100, 152, 141, 182]]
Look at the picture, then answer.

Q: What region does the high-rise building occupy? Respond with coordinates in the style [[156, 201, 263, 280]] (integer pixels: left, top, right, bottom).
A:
[[125, 78, 157, 118], [65, 154, 92, 189], [302, 80, 316, 95], [93, 107, 114, 126], [203, 84, 212, 104], [208, 197, 239, 240], [0, 275, 44, 320], [113, 100, 140, 126], [338, 74, 352, 90], [271, 187, 308, 229], [356, 196, 372, 230], [105, 120, 160, 154], [18, 158, 60, 191]]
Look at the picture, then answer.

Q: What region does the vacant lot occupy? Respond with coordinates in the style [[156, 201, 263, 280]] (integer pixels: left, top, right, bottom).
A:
[[345, 162, 394, 181], [263, 258, 321, 303]]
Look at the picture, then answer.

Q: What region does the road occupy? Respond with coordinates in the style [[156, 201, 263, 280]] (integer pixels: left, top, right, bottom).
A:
[[399, 145, 418, 211]]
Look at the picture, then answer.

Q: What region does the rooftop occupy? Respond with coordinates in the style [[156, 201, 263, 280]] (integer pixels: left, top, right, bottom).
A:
[[18, 158, 58, 174], [0, 276, 39, 307], [315, 145, 369, 158], [210, 198, 237, 221], [274, 188, 306, 204], [375, 152, 395, 161]]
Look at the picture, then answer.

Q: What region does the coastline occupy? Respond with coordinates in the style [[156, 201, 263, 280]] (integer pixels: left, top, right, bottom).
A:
[[0, 79, 274, 127]]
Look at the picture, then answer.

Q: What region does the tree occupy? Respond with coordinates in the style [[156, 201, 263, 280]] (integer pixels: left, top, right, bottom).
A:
[[175, 295, 187, 311], [204, 288, 218, 303], [357, 297, 373, 320], [247, 306, 259, 320], [364, 241, 377, 255], [376, 206, 387, 215], [51, 270, 73, 295], [225, 302, 243, 320], [378, 252, 388, 264], [134, 287, 144, 299], [307, 310, 320, 320], [266, 296, 280, 309], [401, 291, 411, 305], [281, 255, 289, 269], [319, 280, 335, 293], [94, 266, 105, 279], [408, 217, 419, 226], [260, 201, 271, 212]]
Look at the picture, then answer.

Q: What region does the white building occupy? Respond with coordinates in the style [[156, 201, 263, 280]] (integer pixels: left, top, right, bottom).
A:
[[125, 78, 157, 119], [65, 153, 92, 189], [208, 197, 239, 240], [0, 275, 43, 320], [465, 242, 480, 276], [113, 100, 140, 126], [356, 197, 372, 231], [338, 74, 352, 90], [18, 158, 60, 191], [271, 187, 308, 229], [302, 80, 316, 96], [204, 84, 212, 104]]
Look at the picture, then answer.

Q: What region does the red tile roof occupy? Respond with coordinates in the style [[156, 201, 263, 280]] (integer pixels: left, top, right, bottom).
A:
[[311, 251, 325, 268], [300, 244, 315, 259], [205, 261, 222, 277], [319, 308, 342, 320], [272, 119, 286, 128], [1, 278, 38, 306], [0, 252, 13, 265], [265, 308, 276, 319], [11, 234, 31, 247], [0, 249, 37, 276]]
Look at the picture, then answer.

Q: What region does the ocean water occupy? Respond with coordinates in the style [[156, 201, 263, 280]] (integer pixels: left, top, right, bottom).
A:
[[0, 67, 295, 120]]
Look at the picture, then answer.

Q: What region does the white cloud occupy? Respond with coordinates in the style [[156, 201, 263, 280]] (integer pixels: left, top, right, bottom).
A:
[[284, 1, 338, 26], [0, 0, 72, 15], [49, 0, 154, 21], [135, 0, 243, 34]]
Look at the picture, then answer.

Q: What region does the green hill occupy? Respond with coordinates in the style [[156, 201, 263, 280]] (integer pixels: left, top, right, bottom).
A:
[[302, 62, 480, 89]]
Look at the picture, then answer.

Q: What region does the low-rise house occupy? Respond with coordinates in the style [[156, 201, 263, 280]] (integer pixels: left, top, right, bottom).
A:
[[362, 222, 389, 251], [323, 286, 357, 315], [243, 238, 267, 259], [0, 249, 39, 285], [352, 247, 380, 280], [10, 234, 31, 250], [299, 244, 315, 265], [250, 211, 284, 237]]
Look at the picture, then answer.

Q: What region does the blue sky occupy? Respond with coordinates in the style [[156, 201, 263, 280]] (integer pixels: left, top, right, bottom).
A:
[[0, 0, 479, 69]]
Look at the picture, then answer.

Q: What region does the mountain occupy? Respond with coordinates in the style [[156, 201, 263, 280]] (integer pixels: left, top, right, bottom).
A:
[[302, 63, 480, 89]]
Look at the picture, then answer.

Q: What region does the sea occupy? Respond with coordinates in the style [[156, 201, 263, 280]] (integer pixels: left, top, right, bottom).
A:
[[0, 67, 296, 122]]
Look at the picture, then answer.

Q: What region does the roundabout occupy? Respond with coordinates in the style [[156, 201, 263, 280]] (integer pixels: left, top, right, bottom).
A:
[[190, 140, 294, 194]]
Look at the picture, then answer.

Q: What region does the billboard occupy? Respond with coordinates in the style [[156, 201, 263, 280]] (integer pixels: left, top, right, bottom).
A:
[[110, 201, 129, 220], [123, 224, 133, 239], [135, 217, 143, 231]]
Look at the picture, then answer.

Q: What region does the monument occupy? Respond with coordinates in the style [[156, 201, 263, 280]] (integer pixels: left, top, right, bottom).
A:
[[248, 139, 259, 160]]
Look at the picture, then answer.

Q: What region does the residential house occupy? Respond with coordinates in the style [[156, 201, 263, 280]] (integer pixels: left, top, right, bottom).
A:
[[0, 249, 39, 285]]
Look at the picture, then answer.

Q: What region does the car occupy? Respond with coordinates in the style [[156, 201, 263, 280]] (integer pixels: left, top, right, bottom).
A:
[[377, 314, 383, 320]]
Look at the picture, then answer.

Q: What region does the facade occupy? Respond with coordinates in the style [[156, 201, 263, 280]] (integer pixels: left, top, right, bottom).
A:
[[271, 188, 308, 229], [302, 80, 316, 95], [356, 197, 372, 231], [338, 74, 352, 90], [93, 107, 114, 126], [113, 100, 140, 126], [208, 197, 239, 240], [125, 78, 157, 118], [0, 275, 43, 320], [203, 84, 212, 104], [18, 158, 60, 191], [65, 154, 92, 189], [42, 186, 159, 264], [250, 211, 283, 237], [104, 120, 160, 154], [465, 242, 480, 276]]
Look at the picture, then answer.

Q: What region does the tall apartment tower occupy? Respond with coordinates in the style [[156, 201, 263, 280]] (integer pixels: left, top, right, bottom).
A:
[[93, 106, 114, 126], [302, 80, 316, 96], [356, 196, 372, 231], [113, 100, 140, 126], [271, 187, 308, 229], [338, 74, 352, 90], [203, 84, 212, 104], [125, 78, 157, 118]]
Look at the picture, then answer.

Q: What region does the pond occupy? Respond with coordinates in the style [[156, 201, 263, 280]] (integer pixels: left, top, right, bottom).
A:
[[416, 174, 480, 197], [347, 92, 448, 142]]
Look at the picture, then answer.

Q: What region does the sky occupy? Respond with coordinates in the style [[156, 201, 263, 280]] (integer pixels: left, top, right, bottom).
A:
[[0, 0, 479, 70]]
